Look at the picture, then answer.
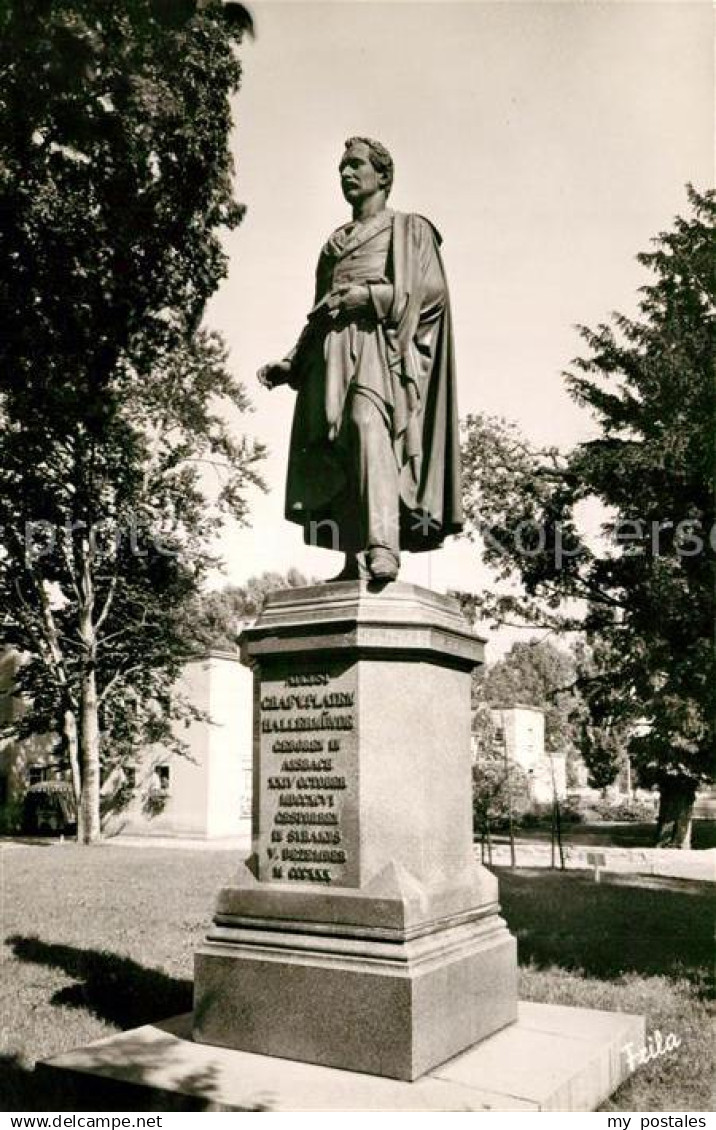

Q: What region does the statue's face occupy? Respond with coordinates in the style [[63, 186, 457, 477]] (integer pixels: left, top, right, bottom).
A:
[[339, 142, 385, 206]]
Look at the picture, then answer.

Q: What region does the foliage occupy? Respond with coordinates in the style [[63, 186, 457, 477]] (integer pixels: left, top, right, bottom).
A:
[[186, 568, 313, 651], [461, 186, 715, 845], [472, 747, 532, 836], [519, 798, 584, 827], [573, 636, 633, 788], [0, 795, 25, 835], [0, 0, 263, 841], [471, 638, 584, 756], [588, 797, 658, 824]]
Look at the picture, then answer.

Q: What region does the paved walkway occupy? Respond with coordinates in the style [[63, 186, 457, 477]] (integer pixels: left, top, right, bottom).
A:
[[104, 833, 251, 851], [0, 833, 251, 852], [476, 839, 715, 882], [4, 834, 713, 880]]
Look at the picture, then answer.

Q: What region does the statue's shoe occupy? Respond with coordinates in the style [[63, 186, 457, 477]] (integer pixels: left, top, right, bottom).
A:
[[367, 547, 400, 582]]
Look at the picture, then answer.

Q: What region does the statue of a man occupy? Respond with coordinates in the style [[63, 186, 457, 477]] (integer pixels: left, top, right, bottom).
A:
[[258, 137, 463, 583]]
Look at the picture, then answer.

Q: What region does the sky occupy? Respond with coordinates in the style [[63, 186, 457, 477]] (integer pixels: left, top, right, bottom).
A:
[[203, 0, 713, 646]]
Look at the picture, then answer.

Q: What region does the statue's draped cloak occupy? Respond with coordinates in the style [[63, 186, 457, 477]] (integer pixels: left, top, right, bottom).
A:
[[285, 210, 463, 552]]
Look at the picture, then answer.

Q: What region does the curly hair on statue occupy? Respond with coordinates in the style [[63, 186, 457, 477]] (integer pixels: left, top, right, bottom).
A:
[[344, 136, 394, 196]]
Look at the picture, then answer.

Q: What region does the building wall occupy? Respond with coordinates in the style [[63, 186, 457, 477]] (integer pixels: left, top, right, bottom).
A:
[[495, 706, 545, 775], [0, 652, 60, 824], [103, 659, 210, 838], [489, 704, 567, 803], [1, 649, 253, 839], [103, 653, 252, 839], [526, 751, 567, 805], [206, 653, 253, 836]]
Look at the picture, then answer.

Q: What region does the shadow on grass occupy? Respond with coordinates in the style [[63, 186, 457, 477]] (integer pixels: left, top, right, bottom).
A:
[[3, 942, 277, 1111], [1, 1054, 50, 1112], [7, 935, 192, 1029], [497, 869, 714, 989], [0, 837, 56, 847]]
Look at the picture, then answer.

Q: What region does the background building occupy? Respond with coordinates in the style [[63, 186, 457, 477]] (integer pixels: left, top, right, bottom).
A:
[[0, 651, 252, 839], [488, 705, 567, 804]]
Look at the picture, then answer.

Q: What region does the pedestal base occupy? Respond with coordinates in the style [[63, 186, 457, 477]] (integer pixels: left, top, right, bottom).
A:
[[39, 1002, 646, 1111], [194, 903, 517, 1080]]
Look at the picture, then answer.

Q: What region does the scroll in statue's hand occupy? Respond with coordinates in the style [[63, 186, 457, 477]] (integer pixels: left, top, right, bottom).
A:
[[257, 360, 292, 389]]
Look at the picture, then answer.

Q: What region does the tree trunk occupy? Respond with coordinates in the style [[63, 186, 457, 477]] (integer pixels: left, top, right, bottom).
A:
[[78, 667, 101, 844], [554, 797, 565, 870], [63, 708, 82, 825], [549, 753, 565, 870], [655, 777, 698, 848], [504, 750, 516, 869], [77, 539, 101, 844]]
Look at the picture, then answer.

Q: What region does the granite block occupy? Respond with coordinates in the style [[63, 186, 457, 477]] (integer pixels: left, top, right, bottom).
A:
[[194, 911, 518, 1080], [41, 1001, 644, 1111]]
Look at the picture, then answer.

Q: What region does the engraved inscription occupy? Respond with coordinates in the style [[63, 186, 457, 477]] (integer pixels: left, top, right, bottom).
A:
[[258, 664, 358, 886]]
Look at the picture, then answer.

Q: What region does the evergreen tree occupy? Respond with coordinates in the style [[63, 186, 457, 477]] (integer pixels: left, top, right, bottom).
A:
[[461, 186, 715, 846]]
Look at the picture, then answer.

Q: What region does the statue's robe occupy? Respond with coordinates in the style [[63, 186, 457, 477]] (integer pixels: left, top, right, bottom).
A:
[[284, 209, 463, 554]]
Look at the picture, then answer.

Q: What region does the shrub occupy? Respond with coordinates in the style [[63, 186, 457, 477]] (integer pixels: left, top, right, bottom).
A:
[[516, 798, 584, 828], [0, 798, 24, 835], [472, 753, 532, 837], [591, 797, 657, 823]]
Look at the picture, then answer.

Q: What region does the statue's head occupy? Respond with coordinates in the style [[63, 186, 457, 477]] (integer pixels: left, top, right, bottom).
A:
[[340, 137, 394, 205]]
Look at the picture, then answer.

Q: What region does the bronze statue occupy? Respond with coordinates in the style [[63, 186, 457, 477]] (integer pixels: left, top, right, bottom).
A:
[[258, 137, 463, 583]]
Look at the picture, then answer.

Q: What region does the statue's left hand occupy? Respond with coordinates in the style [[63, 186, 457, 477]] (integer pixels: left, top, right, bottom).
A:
[[326, 284, 371, 319]]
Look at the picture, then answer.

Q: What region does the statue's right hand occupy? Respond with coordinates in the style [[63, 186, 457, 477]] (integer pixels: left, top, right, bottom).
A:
[[257, 360, 292, 389]]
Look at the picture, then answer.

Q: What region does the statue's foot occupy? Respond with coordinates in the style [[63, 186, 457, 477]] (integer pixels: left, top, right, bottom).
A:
[[367, 547, 400, 582]]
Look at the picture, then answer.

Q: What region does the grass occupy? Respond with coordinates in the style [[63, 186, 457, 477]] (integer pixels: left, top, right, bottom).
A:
[[0, 843, 713, 1111], [1, 843, 239, 1110], [497, 867, 714, 1111]]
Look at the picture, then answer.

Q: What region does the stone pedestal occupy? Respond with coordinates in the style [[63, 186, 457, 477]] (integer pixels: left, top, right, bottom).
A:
[[193, 582, 518, 1081]]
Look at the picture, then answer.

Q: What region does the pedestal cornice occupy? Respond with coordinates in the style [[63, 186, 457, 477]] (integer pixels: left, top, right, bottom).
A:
[[240, 581, 485, 671]]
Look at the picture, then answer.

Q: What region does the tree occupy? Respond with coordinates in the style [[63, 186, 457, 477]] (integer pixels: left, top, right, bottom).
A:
[[471, 639, 584, 773], [186, 569, 313, 651], [471, 712, 532, 868], [0, 1, 263, 842], [461, 186, 715, 847], [572, 638, 633, 793]]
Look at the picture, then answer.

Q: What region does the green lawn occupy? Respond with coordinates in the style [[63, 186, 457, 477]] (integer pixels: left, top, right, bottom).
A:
[[0, 843, 713, 1111], [497, 867, 714, 1111]]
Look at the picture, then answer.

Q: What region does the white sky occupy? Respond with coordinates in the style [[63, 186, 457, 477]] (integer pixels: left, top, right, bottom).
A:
[[204, 0, 713, 646]]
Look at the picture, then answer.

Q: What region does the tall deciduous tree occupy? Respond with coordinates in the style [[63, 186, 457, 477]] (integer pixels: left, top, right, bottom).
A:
[[461, 186, 715, 847], [186, 569, 313, 652], [0, 1, 264, 842], [471, 639, 583, 764]]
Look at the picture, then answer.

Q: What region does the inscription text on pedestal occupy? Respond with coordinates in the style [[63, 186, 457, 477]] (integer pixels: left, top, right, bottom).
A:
[[258, 663, 359, 886]]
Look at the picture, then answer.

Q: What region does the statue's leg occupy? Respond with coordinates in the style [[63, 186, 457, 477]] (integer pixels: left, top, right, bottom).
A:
[[326, 551, 370, 583], [348, 393, 400, 581]]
